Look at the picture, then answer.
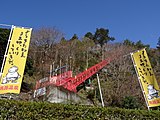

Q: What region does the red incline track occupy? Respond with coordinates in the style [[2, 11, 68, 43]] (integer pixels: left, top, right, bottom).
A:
[[55, 58, 111, 92], [35, 48, 122, 93]]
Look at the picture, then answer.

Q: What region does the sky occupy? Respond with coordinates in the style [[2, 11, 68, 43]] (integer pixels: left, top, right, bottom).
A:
[[0, 0, 160, 48]]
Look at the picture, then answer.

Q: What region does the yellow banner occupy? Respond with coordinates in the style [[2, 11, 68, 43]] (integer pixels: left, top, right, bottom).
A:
[[0, 26, 32, 94], [131, 48, 160, 107]]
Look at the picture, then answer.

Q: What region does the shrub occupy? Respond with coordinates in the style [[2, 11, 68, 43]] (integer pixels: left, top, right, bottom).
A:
[[121, 96, 140, 109], [0, 99, 159, 119]]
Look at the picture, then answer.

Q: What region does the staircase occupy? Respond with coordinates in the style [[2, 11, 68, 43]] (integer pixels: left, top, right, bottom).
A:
[[35, 58, 111, 93], [55, 58, 111, 92]]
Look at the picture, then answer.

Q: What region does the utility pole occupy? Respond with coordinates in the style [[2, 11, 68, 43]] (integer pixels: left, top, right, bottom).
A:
[[96, 74, 104, 107]]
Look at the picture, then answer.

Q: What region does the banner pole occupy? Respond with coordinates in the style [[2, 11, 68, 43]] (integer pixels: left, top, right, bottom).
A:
[[0, 25, 14, 77], [130, 52, 150, 110]]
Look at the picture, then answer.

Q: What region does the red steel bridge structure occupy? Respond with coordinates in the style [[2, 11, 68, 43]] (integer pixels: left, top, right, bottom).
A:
[[35, 58, 112, 92], [55, 58, 111, 92]]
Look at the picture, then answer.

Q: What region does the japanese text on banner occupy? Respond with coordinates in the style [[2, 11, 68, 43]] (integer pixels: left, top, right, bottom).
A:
[[132, 48, 160, 107], [0, 26, 32, 94]]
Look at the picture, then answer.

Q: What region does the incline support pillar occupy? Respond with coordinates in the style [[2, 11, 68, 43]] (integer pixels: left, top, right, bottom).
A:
[[97, 74, 104, 107]]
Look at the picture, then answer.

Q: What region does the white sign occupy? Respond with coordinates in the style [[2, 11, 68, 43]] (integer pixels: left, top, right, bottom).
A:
[[34, 87, 46, 97]]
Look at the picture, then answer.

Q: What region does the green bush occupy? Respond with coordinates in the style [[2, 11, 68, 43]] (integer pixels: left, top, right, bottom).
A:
[[121, 96, 140, 109], [0, 99, 159, 119]]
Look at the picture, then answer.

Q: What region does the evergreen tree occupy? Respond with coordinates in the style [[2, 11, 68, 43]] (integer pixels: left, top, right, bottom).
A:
[[93, 28, 115, 47], [135, 40, 150, 49], [84, 32, 94, 40], [123, 39, 134, 46], [0, 28, 10, 69], [157, 37, 160, 49], [70, 34, 78, 41]]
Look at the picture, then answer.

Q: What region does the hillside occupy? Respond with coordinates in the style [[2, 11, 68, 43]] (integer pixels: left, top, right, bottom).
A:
[[1, 27, 160, 110]]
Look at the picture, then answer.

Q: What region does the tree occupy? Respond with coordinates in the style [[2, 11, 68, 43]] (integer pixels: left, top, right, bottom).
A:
[[31, 27, 64, 48], [0, 28, 10, 68], [84, 32, 94, 40], [135, 40, 150, 49], [60, 37, 67, 43], [24, 57, 34, 76], [70, 34, 79, 41], [123, 39, 150, 49], [29, 27, 64, 77], [123, 39, 134, 46], [121, 96, 140, 109], [157, 37, 160, 49], [93, 28, 115, 47]]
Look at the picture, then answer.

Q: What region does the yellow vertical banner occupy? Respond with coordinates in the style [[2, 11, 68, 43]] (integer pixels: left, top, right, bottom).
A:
[[0, 26, 32, 94], [131, 48, 160, 107]]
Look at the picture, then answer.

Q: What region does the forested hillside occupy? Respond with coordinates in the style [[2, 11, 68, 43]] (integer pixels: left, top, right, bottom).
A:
[[0, 27, 160, 109]]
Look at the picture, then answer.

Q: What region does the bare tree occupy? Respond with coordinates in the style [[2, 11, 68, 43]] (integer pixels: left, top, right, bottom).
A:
[[100, 44, 144, 107], [28, 27, 64, 78]]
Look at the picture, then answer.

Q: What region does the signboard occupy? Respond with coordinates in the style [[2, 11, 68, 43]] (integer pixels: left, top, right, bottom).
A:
[[34, 87, 46, 97], [131, 48, 160, 108], [35, 71, 72, 89], [0, 26, 32, 94]]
